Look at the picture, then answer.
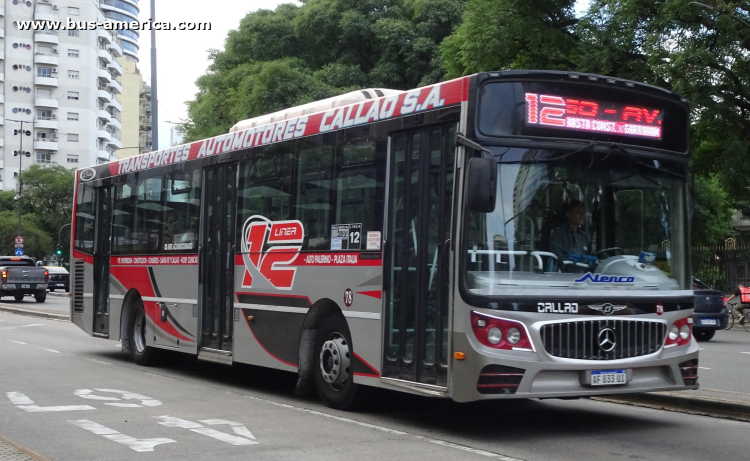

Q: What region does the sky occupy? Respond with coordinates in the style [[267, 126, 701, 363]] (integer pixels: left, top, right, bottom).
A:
[[135, 0, 591, 149], [135, 1, 297, 149]]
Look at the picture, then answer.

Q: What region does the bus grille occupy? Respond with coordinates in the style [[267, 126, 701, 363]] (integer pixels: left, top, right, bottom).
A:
[[540, 320, 666, 360], [73, 261, 84, 312]]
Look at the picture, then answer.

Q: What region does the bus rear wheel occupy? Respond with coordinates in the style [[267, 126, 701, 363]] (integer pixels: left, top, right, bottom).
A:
[[313, 316, 361, 410], [128, 301, 156, 366]]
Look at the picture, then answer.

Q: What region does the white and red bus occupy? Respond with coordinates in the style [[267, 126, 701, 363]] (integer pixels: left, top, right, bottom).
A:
[[71, 70, 698, 409]]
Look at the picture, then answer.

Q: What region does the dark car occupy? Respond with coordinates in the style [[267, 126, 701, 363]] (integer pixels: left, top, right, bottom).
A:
[[692, 278, 728, 341], [45, 266, 69, 292]]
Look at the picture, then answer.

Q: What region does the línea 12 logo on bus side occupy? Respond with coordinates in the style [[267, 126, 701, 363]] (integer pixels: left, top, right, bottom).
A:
[[240, 215, 304, 290]]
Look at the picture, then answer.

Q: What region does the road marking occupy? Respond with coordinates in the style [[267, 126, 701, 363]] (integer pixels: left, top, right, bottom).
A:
[[427, 439, 525, 460], [241, 395, 525, 459], [45, 349, 61, 354], [7, 392, 95, 412], [0, 324, 44, 330], [699, 367, 711, 370], [9, 340, 26, 345], [89, 359, 112, 365], [70, 419, 176, 452], [74, 389, 162, 407], [154, 416, 257, 446], [741, 352, 750, 355]]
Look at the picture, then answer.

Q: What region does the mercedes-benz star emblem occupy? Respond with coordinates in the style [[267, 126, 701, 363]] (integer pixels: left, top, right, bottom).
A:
[[598, 327, 617, 352], [589, 303, 627, 315]]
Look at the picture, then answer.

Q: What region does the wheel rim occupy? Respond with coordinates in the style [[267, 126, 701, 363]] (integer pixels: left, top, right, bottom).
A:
[[133, 310, 146, 353], [319, 334, 351, 391]]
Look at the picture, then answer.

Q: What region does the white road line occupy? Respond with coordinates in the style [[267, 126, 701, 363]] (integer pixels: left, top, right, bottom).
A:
[[70, 419, 175, 452], [9, 340, 26, 345], [242, 395, 525, 459], [89, 359, 112, 366], [0, 324, 44, 330], [699, 367, 711, 370], [741, 352, 750, 355], [45, 349, 61, 354], [7, 392, 95, 412]]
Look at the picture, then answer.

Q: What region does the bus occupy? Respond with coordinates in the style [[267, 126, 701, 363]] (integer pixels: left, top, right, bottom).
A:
[[71, 70, 698, 409]]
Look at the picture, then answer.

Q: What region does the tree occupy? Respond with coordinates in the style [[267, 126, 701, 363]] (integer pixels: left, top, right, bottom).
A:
[[0, 212, 53, 260], [183, 0, 466, 142], [19, 164, 75, 256]]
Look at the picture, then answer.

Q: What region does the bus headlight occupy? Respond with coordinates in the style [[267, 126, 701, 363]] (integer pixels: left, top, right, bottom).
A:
[[669, 325, 679, 341], [487, 327, 502, 344], [679, 324, 691, 340], [507, 328, 521, 344]]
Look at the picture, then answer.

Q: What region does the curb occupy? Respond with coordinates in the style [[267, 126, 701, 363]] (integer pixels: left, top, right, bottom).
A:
[[0, 305, 69, 322], [47, 291, 70, 298], [593, 392, 750, 422]]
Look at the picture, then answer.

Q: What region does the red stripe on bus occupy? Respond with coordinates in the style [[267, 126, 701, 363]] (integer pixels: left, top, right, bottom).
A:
[[72, 250, 93, 265], [243, 314, 298, 368], [353, 352, 380, 377], [356, 290, 382, 300], [142, 300, 194, 342]]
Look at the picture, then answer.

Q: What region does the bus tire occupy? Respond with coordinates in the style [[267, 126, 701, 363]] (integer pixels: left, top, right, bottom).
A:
[[128, 301, 156, 366], [313, 316, 361, 410]]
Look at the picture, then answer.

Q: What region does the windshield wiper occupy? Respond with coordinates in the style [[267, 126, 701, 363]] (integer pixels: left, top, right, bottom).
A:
[[494, 141, 598, 164], [608, 143, 686, 179]]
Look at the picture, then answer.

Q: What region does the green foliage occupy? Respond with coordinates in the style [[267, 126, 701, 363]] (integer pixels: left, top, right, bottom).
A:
[[692, 174, 736, 246], [183, 0, 465, 141], [0, 212, 53, 260], [19, 164, 75, 256]]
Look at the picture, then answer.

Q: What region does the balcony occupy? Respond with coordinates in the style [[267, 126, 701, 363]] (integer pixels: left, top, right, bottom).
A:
[[107, 58, 123, 76], [34, 139, 59, 151], [35, 75, 59, 87], [0, 6, 5, 16], [34, 11, 59, 22], [0, 117, 4, 125], [108, 40, 123, 58], [97, 89, 112, 102], [34, 53, 59, 66], [0, 94, 4, 104], [0, 73, 4, 82], [97, 48, 111, 63], [98, 109, 111, 121], [107, 136, 122, 149], [109, 79, 122, 94], [97, 29, 112, 43], [98, 151, 111, 162], [109, 116, 122, 130], [0, 29, 4, 39], [97, 68, 112, 83], [108, 98, 122, 111], [35, 98, 58, 109], [34, 32, 58, 45], [35, 117, 58, 130], [0, 139, 4, 148], [97, 130, 111, 141]]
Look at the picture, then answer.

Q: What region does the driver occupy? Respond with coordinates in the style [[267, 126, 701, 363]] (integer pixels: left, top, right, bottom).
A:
[[549, 200, 591, 267]]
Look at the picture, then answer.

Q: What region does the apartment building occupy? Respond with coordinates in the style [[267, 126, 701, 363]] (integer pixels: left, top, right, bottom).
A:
[[116, 55, 150, 158], [1, 0, 125, 190]]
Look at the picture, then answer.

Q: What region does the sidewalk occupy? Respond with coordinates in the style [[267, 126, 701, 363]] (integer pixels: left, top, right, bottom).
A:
[[0, 291, 69, 321]]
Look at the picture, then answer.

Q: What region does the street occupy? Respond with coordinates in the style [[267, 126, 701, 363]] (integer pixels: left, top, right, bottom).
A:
[[0, 306, 748, 461]]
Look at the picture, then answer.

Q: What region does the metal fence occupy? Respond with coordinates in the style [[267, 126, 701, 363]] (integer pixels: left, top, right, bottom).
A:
[[692, 239, 750, 293]]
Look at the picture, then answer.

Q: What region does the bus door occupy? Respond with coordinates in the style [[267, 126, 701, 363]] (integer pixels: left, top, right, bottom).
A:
[[199, 162, 238, 357], [92, 185, 112, 337], [384, 124, 456, 387]]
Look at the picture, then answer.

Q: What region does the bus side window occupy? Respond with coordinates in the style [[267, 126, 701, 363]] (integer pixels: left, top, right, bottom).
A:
[[112, 180, 135, 254], [164, 168, 201, 252], [74, 183, 96, 253], [296, 135, 335, 251]]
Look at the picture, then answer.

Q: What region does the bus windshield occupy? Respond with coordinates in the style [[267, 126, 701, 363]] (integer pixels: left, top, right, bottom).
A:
[[463, 147, 689, 297]]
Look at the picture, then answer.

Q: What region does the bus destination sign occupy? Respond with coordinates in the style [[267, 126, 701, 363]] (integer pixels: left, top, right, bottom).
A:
[[524, 93, 663, 139]]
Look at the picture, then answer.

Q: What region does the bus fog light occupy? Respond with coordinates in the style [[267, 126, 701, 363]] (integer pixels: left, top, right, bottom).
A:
[[669, 325, 679, 341], [679, 324, 690, 340], [507, 328, 521, 344], [487, 327, 502, 344]]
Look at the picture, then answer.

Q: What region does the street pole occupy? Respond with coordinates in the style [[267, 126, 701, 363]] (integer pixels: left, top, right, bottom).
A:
[[150, 0, 158, 151]]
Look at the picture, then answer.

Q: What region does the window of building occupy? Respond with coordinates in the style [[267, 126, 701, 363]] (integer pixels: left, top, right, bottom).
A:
[[68, 112, 79, 121], [36, 109, 54, 120], [68, 49, 79, 58], [36, 89, 51, 98], [68, 70, 79, 79], [68, 29, 79, 37], [67, 155, 79, 164], [68, 7, 80, 16], [37, 67, 53, 78], [67, 133, 79, 142], [67, 91, 79, 100], [36, 152, 51, 164]]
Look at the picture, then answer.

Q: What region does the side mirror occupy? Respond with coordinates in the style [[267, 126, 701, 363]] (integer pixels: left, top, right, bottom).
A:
[[466, 157, 497, 213]]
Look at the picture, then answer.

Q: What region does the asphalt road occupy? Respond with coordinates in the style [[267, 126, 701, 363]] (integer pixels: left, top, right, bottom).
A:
[[0, 310, 748, 461]]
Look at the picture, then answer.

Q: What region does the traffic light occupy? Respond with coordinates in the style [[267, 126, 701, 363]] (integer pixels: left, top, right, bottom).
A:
[[56, 248, 62, 256]]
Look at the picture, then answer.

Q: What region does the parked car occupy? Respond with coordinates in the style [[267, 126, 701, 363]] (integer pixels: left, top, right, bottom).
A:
[[45, 266, 69, 292], [0, 256, 48, 303], [692, 278, 728, 341]]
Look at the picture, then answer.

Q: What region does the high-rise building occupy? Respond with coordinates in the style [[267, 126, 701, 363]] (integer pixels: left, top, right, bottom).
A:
[[99, 0, 139, 62], [116, 55, 149, 157], [1, 0, 124, 190]]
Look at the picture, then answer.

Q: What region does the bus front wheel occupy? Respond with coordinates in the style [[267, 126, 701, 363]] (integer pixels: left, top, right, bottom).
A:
[[128, 301, 156, 366], [313, 316, 361, 410]]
